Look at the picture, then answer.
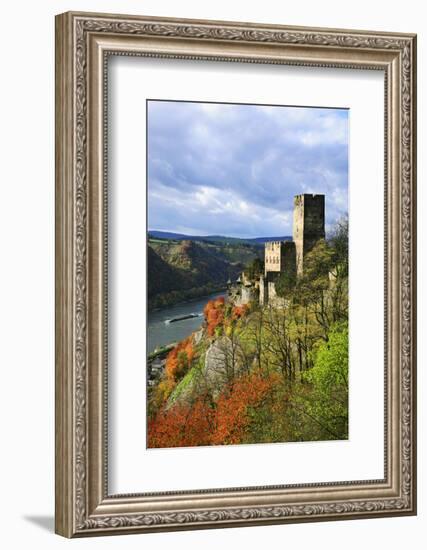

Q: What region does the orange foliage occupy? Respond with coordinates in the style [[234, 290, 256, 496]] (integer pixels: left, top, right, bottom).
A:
[[147, 397, 215, 448], [203, 297, 225, 337], [212, 371, 278, 444], [231, 304, 249, 321], [147, 371, 280, 448], [165, 336, 194, 382]]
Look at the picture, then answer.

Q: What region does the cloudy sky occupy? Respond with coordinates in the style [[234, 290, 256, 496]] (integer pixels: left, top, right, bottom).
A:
[[147, 100, 348, 238]]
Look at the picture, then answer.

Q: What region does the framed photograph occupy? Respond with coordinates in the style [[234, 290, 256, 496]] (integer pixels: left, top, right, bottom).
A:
[[55, 11, 417, 537]]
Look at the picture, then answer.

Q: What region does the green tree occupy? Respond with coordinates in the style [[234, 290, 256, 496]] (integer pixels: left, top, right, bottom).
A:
[[329, 214, 349, 277], [302, 321, 349, 440], [275, 268, 296, 298], [293, 239, 336, 338], [175, 350, 190, 381], [245, 257, 264, 280], [301, 239, 335, 290]]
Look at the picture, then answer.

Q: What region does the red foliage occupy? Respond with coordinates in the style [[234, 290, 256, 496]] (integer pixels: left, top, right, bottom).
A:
[[231, 304, 249, 320], [212, 371, 277, 444], [147, 371, 280, 448], [165, 337, 194, 382], [147, 397, 215, 448], [203, 297, 225, 337]]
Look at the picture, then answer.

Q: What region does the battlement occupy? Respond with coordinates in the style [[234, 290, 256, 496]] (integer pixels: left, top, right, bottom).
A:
[[294, 193, 325, 201], [265, 241, 283, 249]]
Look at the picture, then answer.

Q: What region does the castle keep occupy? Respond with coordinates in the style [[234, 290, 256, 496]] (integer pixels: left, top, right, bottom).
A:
[[293, 194, 325, 277]]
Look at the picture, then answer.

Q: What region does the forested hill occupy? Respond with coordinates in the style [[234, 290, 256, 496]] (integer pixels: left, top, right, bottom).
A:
[[148, 231, 291, 246], [147, 238, 261, 309]]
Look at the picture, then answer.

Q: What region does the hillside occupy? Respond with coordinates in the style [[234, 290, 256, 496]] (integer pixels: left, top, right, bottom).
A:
[[150, 236, 261, 268], [147, 246, 186, 298], [148, 239, 260, 309]]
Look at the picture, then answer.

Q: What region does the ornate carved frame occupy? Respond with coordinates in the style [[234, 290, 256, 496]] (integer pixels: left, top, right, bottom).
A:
[[55, 11, 417, 537]]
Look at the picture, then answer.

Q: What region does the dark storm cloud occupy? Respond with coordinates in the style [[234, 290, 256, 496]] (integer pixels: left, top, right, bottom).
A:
[[147, 100, 348, 238]]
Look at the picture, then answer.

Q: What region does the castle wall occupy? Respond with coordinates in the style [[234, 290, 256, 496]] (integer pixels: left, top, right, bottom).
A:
[[240, 286, 254, 305], [265, 241, 296, 276], [266, 274, 285, 307], [267, 280, 277, 301], [264, 241, 282, 275], [259, 275, 267, 305], [229, 282, 256, 307]]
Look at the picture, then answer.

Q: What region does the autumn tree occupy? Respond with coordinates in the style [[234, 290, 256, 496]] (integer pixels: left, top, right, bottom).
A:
[[212, 371, 278, 445], [164, 337, 194, 383], [147, 395, 215, 448], [204, 297, 225, 337]]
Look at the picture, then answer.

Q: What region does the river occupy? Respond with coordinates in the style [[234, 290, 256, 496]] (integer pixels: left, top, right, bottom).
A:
[[147, 291, 226, 354]]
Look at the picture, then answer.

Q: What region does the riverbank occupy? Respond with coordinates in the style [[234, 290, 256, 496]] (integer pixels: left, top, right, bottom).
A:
[[148, 342, 176, 361], [147, 344, 175, 388]]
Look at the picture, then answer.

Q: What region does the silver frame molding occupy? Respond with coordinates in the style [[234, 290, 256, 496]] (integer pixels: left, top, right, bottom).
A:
[[55, 11, 417, 538]]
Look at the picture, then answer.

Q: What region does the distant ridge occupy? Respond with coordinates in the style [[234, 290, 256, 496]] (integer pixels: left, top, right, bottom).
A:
[[148, 230, 291, 246], [249, 236, 293, 244]]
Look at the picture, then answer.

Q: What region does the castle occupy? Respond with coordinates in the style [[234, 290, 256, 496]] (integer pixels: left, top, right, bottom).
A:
[[229, 194, 325, 306]]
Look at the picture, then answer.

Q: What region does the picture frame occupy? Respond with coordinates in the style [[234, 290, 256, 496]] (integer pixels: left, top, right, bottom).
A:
[[55, 11, 417, 537]]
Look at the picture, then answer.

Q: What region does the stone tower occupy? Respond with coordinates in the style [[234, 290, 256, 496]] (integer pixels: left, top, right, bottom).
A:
[[293, 194, 325, 276], [264, 240, 296, 276]]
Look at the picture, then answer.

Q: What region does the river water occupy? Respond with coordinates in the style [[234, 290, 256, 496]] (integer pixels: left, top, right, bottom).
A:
[[147, 291, 226, 354]]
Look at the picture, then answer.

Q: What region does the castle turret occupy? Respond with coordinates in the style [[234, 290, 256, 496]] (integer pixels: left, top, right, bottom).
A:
[[293, 194, 325, 276]]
